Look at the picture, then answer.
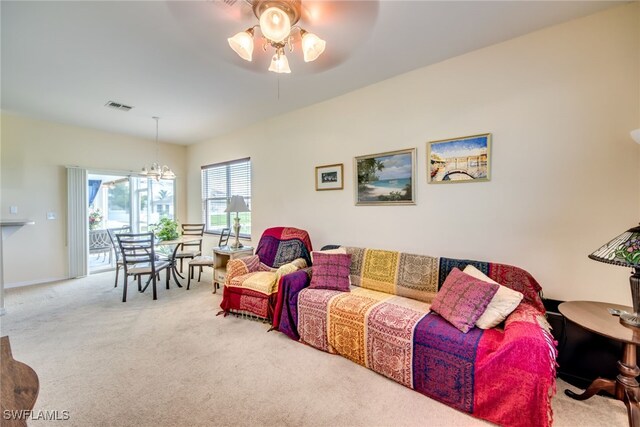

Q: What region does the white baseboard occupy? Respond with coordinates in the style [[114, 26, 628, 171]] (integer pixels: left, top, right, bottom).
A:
[[5, 276, 68, 289]]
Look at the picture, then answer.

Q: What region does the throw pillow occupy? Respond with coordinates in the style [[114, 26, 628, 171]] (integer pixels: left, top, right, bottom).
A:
[[275, 258, 307, 281], [463, 265, 524, 329], [309, 252, 351, 292], [310, 247, 346, 263], [430, 267, 499, 333]]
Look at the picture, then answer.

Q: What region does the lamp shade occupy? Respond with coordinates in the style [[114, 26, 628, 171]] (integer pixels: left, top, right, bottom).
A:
[[228, 29, 255, 61], [259, 7, 291, 42], [225, 195, 250, 213], [632, 129, 640, 144], [589, 225, 640, 268], [301, 31, 326, 62], [268, 52, 291, 73]]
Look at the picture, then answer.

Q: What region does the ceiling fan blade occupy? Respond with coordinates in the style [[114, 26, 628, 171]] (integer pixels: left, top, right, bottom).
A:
[[208, 0, 254, 22]]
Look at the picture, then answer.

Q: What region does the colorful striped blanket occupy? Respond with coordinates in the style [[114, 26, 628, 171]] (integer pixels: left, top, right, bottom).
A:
[[273, 248, 556, 427], [220, 227, 313, 319]]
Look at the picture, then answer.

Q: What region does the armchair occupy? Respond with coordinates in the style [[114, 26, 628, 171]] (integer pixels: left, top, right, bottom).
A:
[[219, 227, 312, 320]]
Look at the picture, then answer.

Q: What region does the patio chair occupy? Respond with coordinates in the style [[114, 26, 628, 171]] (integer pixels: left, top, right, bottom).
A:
[[89, 229, 112, 263]]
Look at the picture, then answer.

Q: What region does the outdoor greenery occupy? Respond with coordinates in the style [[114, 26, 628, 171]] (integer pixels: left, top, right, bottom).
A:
[[209, 212, 251, 235], [108, 183, 131, 210], [88, 207, 103, 230]]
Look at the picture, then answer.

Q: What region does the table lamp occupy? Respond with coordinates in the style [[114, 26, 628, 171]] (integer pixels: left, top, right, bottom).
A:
[[588, 224, 640, 327], [225, 195, 250, 249]]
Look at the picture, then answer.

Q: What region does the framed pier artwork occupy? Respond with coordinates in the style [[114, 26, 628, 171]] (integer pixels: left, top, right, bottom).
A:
[[427, 133, 491, 184]]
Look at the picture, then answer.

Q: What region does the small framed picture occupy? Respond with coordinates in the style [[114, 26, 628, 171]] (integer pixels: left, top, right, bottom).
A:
[[427, 133, 491, 184], [354, 148, 416, 205], [315, 163, 344, 191]]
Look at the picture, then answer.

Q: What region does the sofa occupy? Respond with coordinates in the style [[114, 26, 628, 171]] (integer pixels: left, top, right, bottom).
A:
[[272, 247, 557, 427]]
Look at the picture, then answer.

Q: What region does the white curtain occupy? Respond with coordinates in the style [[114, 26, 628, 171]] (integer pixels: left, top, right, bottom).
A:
[[67, 167, 87, 278]]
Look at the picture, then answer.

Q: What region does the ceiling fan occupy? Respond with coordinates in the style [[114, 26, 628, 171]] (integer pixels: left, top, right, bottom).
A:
[[227, 0, 326, 73], [167, 0, 380, 75]]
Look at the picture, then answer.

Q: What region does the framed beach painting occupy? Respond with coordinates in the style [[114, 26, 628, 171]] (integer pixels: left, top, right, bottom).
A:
[[315, 163, 344, 191], [427, 133, 491, 184], [355, 148, 416, 206]]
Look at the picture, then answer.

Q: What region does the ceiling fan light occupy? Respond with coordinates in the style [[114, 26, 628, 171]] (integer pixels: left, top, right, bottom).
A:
[[268, 52, 291, 73], [228, 29, 255, 61], [259, 7, 291, 42], [301, 31, 326, 62]]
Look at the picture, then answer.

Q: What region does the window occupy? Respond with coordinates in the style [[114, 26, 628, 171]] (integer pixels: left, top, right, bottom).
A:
[[201, 158, 251, 237]]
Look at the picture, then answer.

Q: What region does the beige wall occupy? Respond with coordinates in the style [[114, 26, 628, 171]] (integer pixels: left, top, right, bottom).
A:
[[0, 113, 188, 285], [187, 4, 640, 304]]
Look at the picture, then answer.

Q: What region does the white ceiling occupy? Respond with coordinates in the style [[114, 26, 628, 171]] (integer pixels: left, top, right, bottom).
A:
[[1, 1, 622, 145]]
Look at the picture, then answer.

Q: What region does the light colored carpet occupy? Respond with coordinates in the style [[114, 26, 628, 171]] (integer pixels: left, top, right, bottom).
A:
[[1, 271, 627, 427]]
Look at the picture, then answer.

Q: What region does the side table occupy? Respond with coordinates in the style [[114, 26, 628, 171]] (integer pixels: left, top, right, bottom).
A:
[[559, 301, 640, 427], [212, 246, 254, 293]]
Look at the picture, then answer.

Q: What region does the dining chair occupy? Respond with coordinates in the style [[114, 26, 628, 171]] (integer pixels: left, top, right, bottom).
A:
[[176, 224, 205, 272], [218, 228, 231, 247], [107, 226, 131, 288], [117, 232, 171, 302], [187, 228, 230, 290]]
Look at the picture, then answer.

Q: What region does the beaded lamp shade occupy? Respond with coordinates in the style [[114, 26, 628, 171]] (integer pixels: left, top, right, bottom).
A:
[[589, 224, 640, 327]]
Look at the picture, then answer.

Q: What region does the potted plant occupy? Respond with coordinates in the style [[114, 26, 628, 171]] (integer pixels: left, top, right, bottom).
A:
[[152, 217, 179, 241]]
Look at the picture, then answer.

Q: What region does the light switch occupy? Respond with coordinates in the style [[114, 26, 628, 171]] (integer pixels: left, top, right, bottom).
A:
[[47, 212, 57, 220], [9, 206, 17, 214]]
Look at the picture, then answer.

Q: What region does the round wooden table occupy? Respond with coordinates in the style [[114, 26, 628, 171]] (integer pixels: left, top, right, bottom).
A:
[[559, 301, 640, 427]]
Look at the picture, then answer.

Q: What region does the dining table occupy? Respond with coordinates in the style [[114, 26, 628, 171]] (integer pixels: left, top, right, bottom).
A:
[[154, 235, 202, 288]]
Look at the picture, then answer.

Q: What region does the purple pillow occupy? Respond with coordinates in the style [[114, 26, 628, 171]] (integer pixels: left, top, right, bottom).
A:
[[309, 252, 351, 292], [430, 267, 499, 333]]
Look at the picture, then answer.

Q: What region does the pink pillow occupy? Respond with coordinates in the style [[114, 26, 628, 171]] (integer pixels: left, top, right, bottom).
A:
[[430, 267, 499, 333], [309, 252, 351, 292]]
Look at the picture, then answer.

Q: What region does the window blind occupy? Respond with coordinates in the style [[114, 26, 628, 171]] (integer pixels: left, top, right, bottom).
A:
[[201, 158, 251, 237]]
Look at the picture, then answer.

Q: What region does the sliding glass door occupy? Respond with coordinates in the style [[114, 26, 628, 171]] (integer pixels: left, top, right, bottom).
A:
[[87, 173, 175, 274], [88, 173, 131, 273]]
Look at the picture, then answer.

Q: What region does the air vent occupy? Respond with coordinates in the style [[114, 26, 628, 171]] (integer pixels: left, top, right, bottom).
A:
[[209, 0, 241, 8], [104, 101, 133, 111]]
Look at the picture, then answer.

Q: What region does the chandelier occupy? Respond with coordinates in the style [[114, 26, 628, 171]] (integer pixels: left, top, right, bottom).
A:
[[227, 0, 326, 73], [141, 117, 175, 181]]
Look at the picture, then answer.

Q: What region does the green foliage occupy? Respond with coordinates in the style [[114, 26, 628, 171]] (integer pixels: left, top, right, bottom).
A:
[[357, 158, 385, 185], [615, 233, 640, 265], [152, 217, 179, 241], [108, 183, 130, 210], [377, 182, 412, 202], [88, 207, 103, 230]]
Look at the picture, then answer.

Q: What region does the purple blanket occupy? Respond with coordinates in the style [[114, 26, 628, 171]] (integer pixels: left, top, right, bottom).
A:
[[273, 269, 310, 340], [413, 313, 483, 413]]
